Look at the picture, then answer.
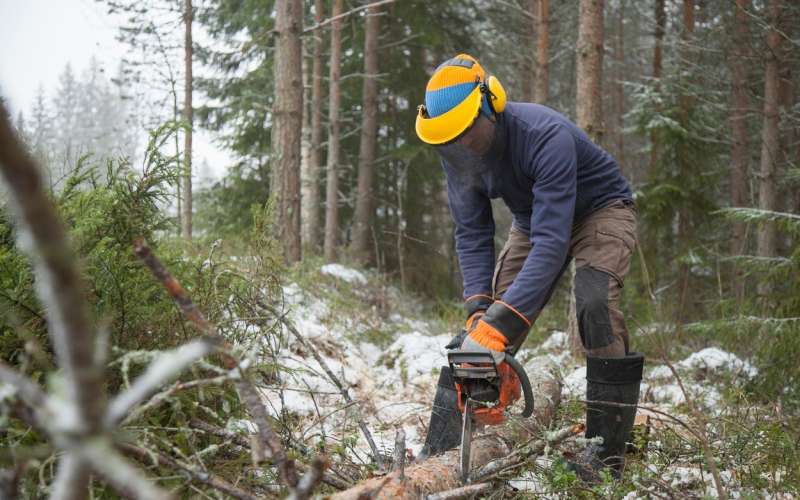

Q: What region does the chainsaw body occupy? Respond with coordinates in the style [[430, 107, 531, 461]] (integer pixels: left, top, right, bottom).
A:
[[448, 349, 534, 482]]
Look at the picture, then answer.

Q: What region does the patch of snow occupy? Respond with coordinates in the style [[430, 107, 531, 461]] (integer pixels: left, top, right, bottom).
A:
[[677, 347, 758, 378], [385, 332, 451, 380], [562, 366, 586, 398], [320, 264, 367, 285], [540, 330, 568, 350], [647, 365, 674, 380]]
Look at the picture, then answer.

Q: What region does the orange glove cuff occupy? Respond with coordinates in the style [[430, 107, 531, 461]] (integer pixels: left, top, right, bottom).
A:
[[468, 320, 508, 352]]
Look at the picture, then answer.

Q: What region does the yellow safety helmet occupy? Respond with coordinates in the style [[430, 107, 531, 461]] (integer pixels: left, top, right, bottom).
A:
[[415, 54, 507, 145]]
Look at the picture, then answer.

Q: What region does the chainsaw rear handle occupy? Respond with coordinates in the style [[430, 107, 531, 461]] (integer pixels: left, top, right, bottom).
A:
[[503, 353, 534, 418]]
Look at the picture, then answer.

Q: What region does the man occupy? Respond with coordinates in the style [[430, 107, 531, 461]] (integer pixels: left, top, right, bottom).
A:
[[416, 54, 644, 481]]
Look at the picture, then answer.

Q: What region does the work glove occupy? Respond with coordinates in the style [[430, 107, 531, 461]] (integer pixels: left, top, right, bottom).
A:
[[464, 294, 493, 330], [460, 301, 531, 366]]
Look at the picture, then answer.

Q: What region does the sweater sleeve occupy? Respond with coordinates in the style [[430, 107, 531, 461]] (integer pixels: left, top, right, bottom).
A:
[[501, 125, 576, 319], [443, 160, 496, 299]]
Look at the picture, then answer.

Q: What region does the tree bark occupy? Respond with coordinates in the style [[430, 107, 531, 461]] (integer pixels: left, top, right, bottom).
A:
[[576, 0, 604, 143], [272, 0, 304, 263], [570, 0, 604, 355], [729, 0, 752, 299], [351, 3, 381, 264], [612, 0, 625, 171], [675, 0, 695, 321], [182, 0, 193, 241], [649, 0, 665, 177], [323, 0, 344, 262], [303, 0, 325, 253], [329, 357, 563, 500], [534, 0, 550, 104], [756, 0, 783, 267]]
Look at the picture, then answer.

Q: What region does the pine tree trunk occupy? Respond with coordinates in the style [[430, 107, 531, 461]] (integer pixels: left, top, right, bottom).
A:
[[729, 0, 752, 299], [323, 0, 344, 263], [272, 0, 304, 263], [523, 0, 537, 103], [534, 0, 550, 104], [613, 0, 625, 171], [303, 0, 325, 253], [675, 0, 695, 322], [351, 3, 381, 264], [649, 0, 665, 177], [570, 0, 604, 356], [576, 0, 604, 143], [757, 0, 783, 274], [181, 0, 193, 241]]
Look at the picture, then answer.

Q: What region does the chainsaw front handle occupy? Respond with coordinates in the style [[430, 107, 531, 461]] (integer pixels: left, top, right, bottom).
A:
[[504, 353, 534, 418]]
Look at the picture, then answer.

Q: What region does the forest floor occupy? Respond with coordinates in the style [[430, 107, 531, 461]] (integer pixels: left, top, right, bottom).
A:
[[250, 262, 791, 499]]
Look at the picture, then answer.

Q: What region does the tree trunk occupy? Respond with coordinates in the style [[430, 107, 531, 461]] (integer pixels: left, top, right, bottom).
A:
[[756, 0, 783, 269], [523, 0, 537, 103], [649, 0, 665, 177], [534, 0, 550, 104], [303, 0, 325, 253], [576, 0, 604, 143], [570, 0, 604, 355], [675, 0, 695, 322], [729, 0, 752, 299], [323, 0, 344, 263], [330, 357, 563, 500], [272, 0, 304, 263], [182, 0, 193, 241], [612, 0, 625, 171], [351, 3, 381, 264]]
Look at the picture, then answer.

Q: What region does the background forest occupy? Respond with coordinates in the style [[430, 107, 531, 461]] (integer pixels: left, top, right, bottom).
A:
[[0, 0, 799, 498]]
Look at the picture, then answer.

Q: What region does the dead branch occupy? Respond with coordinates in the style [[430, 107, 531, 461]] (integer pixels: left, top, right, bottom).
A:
[[471, 424, 584, 482], [288, 456, 328, 500], [134, 239, 309, 490], [302, 0, 395, 33], [0, 100, 105, 499], [393, 428, 406, 478], [259, 301, 384, 471], [425, 483, 491, 500], [106, 339, 218, 426], [328, 359, 562, 500], [121, 443, 260, 500]]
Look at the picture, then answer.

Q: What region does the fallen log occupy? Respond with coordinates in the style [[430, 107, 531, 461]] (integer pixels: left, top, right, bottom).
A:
[[326, 356, 565, 500]]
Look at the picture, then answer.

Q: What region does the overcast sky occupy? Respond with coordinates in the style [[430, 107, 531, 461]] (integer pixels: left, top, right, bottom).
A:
[[0, 0, 230, 181]]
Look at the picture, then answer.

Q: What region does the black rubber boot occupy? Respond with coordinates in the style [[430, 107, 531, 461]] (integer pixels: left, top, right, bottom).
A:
[[569, 352, 644, 482], [418, 366, 462, 460]]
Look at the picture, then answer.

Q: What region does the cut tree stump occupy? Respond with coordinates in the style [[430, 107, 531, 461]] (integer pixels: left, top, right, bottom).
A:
[[326, 356, 565, 500]]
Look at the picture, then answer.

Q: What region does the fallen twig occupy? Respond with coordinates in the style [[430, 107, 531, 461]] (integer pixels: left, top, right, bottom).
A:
[[471, 423, 584, 482], [121, 443, 261, 500], [259, 301, 384, 471], [426, 482, 491, 500]]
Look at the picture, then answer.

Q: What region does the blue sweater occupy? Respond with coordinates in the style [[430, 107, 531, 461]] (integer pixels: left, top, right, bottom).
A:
[[442, 102, 632, 320]]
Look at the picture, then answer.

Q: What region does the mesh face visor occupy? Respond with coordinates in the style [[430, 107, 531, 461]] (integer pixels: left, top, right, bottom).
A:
[[436, 141, 491, 177]]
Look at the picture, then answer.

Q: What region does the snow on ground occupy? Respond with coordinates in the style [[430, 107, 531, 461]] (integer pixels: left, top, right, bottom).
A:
[[320, 263, 368, 285], [229, 265, 763, 496]]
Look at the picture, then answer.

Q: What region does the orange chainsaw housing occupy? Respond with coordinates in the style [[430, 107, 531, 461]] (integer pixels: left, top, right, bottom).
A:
[[454, 362, 522, 426]]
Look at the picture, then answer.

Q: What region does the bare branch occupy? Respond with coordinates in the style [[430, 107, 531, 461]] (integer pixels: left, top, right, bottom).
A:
[[106, 339, 217, 426], [122, 376, 230, 425], [48, 454, 91, 500], [121, 443, 258, 500], [288, 456, 328, 500], [0, 98, 104, 433], [392, 428, 405, 479], [425, 483, 491, 500], [260, 301, 384, 471], [0, 361, 50, 428], [133, 239, 300, 488], [77, 439, 173, 500], [302, 0, 396, 33]]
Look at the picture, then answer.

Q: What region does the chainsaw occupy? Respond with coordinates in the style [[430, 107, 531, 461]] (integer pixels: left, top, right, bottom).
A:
[[447, 349, 534, 482]]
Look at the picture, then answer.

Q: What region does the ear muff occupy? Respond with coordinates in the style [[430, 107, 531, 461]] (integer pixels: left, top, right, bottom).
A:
[[483, 75, 507, 114]]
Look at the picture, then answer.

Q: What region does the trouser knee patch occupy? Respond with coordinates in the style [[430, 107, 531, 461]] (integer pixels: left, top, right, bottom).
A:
[[575, 266, 615, 350]]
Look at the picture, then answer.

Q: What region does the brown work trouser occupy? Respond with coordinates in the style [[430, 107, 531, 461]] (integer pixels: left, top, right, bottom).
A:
[[492, 200, 638, 358]]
